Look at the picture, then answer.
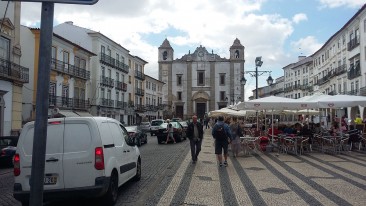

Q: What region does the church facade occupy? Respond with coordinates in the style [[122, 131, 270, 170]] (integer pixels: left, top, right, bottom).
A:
[[158, 38, 245, 120]]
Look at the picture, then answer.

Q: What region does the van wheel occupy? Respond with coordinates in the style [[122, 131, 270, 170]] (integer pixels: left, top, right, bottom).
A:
[[104, 172, 118, 205], [133, 159, 141, 181]]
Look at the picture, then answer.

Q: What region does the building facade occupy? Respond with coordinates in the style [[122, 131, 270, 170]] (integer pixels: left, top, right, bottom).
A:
[[158, 38, 245, 120], [53, 21, 148, 125], [21, 27, 95, 122], [283, 56, 314, 99], [144, 74, 165, 121], [0, 2, 29, 136]]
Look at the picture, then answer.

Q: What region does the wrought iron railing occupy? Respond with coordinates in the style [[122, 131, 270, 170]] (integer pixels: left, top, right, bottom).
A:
[[348, 64, 361, 80], [50, 58, 90, 80], [0, 57, 29, 83], [100, 76, 114, 87], [49, 95, 90, 109], [115, 81, 127, 91], [347, 38, 360, 51], [100, 98, 114, 107], [135, 70, 145, 80], [135, 87, 145, 96]]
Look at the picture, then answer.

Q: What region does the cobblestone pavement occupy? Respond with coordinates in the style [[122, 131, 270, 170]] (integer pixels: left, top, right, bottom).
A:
[[149, 128, 366, 206], [2, 130, 366, 206]]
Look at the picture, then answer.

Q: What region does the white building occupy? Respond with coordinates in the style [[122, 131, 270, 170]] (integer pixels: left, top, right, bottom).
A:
[[144, 74, 165, 121], [20, 26, 95, 122], [54, 21, 148, 125], [283, 56, 313, 99], [0, 2, 28, 136], [158, 38, 245, 120]]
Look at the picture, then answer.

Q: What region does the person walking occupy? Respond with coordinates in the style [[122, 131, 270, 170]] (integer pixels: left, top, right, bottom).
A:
[[229, 117, 243, 157], [165, 119, 176, 144], [186, 115, 204, 163], [212, 116, 232, 167]]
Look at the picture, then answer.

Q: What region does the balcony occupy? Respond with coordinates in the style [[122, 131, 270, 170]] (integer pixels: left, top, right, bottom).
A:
[[347, 63, 361, 80], [0, 57, 29, 83], [145, 104, 159, 111], [49, 95, 90, 110], [134, 104, 146, 112], [347, 38, 360, 51], [100, 98, 114, 107], [115, 101, 128, 109], [51, 58, 90, 80], [135, 87, 145, 96], [100, 76, 114, 87], [115, 81, 127, 91], [135, 70, 145, 80], [100, 53, 115, 67], [335, 64, 347, 75], [115, 60, 129, 74]]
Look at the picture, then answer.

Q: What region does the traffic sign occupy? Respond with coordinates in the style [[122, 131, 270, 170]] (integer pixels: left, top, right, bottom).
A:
[[3, 0, 99, 5]]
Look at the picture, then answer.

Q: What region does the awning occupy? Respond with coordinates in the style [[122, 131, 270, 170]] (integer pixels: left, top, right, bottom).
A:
[[58, 110, 80, 117], [74, 111, 93, 117]]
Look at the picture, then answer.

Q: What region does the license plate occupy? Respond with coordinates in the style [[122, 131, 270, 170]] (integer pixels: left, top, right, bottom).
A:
[[44, 176, 57, 185]]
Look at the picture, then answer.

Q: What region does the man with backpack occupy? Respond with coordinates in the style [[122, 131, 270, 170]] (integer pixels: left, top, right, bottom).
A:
[[212, 116, 232, 167]]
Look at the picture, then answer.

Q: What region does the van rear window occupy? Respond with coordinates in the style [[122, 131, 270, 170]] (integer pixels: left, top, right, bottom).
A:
[[64, 124, 92, 153]]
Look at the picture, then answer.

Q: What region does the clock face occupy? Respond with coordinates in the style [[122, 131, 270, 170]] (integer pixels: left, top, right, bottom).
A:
[[198, 51, 204, 57]]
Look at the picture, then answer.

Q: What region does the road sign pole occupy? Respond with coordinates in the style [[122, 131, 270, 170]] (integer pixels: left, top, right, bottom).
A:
[[29, 2, 54, 206]]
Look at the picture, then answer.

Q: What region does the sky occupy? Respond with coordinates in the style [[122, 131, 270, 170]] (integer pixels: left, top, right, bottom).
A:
[[19, 0, 365, 99]]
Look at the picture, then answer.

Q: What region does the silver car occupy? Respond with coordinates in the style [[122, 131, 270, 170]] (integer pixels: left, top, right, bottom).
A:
[[150, 119, 164, 136], [140, 122, 151, 132]]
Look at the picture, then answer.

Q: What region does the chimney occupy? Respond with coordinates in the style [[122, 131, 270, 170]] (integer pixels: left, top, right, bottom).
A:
[[298, 56, 306, 61], [65, 21, 73, 25]]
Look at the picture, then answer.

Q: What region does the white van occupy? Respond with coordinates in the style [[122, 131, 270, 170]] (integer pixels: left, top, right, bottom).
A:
[[13, 117, 141, 205]]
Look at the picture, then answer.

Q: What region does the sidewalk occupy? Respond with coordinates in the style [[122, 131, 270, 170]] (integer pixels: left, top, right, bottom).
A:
[[157, 128, 366, 206]]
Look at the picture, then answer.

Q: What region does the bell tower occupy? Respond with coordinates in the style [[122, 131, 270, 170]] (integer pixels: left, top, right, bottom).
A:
[[230, 38, 245, 61]]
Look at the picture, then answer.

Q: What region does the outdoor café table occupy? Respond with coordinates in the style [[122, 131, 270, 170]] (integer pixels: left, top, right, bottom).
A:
[[283, 135, 304, 155], [240, 136, 257, 155]]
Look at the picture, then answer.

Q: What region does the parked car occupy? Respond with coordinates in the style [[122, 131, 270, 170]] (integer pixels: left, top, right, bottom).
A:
[[0, 136, 19, 166], [156, 122, 184, 144], [150, 119, 164, 136], [140, 122, 151, 132], [125, 126, 148, 146], [13, 117, 141, 205], [171, 118, 182, 122], [178, 121, 188, 140]]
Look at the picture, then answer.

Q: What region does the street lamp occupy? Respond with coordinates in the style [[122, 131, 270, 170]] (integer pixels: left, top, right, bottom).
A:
[[240, 56, 273, 99], [240, 56, 273, 131]]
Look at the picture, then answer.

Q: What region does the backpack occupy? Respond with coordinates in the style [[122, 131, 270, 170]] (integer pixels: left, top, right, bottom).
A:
[[214, 125, 228, 141], [230, 124, 240, 140]]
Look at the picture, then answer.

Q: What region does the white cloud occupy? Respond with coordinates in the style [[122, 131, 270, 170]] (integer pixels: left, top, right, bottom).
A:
[[318, 0, 364, 9], [292, 13, 308, 24], [20, 0, 297, 82], [290, 36, 323, 56]]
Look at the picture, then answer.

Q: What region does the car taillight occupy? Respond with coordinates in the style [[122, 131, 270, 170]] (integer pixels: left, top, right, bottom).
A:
[[95, 147, 104, 170], [14, 154, 20, 176], [0, 149, 5, 156]]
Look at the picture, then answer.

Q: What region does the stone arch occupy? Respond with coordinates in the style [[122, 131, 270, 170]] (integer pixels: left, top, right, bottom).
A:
[[192, 91, 209, 101]]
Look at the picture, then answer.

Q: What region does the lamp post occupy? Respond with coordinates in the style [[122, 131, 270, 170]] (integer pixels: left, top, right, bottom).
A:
[[240, 56, 273, 99], [240, 56, 274, 131]]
